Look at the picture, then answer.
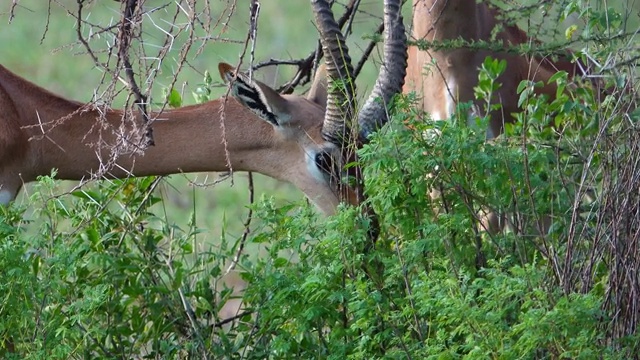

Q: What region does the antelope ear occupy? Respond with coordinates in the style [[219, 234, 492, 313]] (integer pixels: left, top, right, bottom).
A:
[[306, 64, 328, 109], [218, 62, 290, 126]]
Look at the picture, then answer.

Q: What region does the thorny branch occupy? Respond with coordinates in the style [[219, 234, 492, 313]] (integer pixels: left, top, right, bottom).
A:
[[117, 0, 154, 147], [215, 0, 262, 191], [19, 0, 244, 179], [354, 22, 385, 79]]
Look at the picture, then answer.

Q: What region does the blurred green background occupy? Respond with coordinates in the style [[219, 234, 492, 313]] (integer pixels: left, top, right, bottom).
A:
[[1, 0, 384, 242]]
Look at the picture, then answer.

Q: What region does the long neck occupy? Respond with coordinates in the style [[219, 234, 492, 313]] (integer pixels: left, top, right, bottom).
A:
[[41, 102, 284, 181], [1, 67, 281, 182]]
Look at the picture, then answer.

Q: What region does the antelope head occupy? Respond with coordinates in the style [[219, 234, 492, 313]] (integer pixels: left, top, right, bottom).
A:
[[223, 0, 407, 213]]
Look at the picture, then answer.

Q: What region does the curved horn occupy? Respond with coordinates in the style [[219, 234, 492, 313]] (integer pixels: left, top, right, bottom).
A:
[[358, 0, 407, 141], [311, 0, 356, 147]]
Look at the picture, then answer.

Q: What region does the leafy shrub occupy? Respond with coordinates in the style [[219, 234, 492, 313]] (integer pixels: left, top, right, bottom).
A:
[[1, 175, 258, 359], [2, 2, 639, 359]]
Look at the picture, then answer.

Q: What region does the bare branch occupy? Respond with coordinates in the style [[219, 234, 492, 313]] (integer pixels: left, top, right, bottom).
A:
[[354, 22, 384, 79], [226, 173, 255, 274], [8, 0, 18, 23], [117, 0, 154, 147]]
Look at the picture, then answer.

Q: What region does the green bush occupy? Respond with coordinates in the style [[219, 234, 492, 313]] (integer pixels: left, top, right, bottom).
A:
[[2, 1, 639, 359], [1, 175, 257, 358]]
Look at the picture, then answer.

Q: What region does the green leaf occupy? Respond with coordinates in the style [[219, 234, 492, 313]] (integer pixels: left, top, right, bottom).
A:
[[548, 70, 568, 84], [71, 190, 102, 203], [273, 257, 289, 268], [164, 88, 182, 108]]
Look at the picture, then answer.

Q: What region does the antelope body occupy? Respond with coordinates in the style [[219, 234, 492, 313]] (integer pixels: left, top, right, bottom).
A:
[[404, 0, 590, 235], [405, 0, 585, 137]]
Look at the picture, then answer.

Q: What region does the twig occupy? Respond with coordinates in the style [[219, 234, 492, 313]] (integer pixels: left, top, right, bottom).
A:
[[354, 22, 385, 79], [343, 0, 362, 37], [248, 0, 260, 78], [75, 0, 102, 67], [39, 0, 52, 43], [235, 0, 261, 76], [117, 0, 154, 147], [8, 0, 18, 23], [214, 310, 253, 328], [227, 173, 255, 274], [182, 172, 232, 188]]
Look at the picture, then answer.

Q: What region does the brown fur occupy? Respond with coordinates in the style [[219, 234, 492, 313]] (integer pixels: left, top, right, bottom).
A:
[[0, 63, 355, 213], [0, 70, 29, 167], [405, 0, 586, 135]]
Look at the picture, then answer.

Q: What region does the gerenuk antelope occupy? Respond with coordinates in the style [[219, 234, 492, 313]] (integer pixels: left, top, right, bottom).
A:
[[0, 0, 407, 216]]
